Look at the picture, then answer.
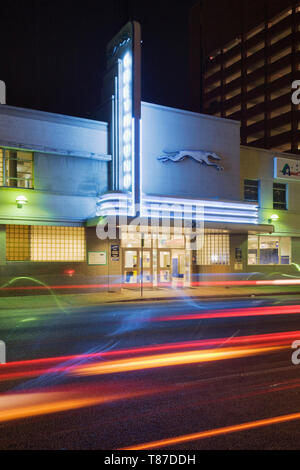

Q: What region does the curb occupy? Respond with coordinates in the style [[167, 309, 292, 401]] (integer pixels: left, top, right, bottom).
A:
[[0, 289, 299, 310]]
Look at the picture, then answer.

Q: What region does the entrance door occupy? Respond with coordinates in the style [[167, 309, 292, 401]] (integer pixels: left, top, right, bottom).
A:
[[158, 250, 171, 285], [124, 250, 138, 285], [140, 249, 152, 285], [123, 249, 153, 287], [172, 249, 186, 287]]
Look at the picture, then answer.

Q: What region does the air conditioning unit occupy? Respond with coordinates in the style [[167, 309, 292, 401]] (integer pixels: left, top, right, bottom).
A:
[[0, 81, 6, 104]]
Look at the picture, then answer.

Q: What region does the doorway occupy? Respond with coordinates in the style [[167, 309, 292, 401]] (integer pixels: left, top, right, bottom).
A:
[[121, 231, 191, 289], [123, 248, 153, 286]]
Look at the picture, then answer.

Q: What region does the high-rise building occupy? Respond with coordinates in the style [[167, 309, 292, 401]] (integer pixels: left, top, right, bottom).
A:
[[189, 0, 300, 153]]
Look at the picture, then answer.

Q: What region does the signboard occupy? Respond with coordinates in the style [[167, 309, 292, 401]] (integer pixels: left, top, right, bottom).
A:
[[274, 157, 300, 181], [88, 251, 107, 265], [102, 21, 141, 212], [234, 247, 243, 270], [111, 244, 120, 261]]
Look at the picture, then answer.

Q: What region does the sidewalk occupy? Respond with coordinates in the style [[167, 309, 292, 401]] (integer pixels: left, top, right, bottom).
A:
[[0, 285, 300, 311]]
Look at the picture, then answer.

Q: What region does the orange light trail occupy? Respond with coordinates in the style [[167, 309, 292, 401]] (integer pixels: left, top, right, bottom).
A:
[[121, 411, 300, 450], [0, 386, 155, 424], [1, 330, 298, 382], [73, 344, 284, 377]]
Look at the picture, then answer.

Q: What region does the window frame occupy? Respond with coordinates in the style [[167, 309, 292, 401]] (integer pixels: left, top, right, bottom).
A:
[[197, 230, 230, 266], [0, 148, 34, 189], [273, 182, 287, 210], [244, 178, 260, 204], [6, 225, 86, 262], [247, 235, 291, 265]]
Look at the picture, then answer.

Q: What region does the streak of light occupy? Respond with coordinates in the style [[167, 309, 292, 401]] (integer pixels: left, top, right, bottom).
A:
[[152, 304, 300, 322], [2, 278, 300, 291], [120, 411, 300, 450], [1, 330, 299, 382], [73, 345, 284, 377], [0, 387, 154, 424]]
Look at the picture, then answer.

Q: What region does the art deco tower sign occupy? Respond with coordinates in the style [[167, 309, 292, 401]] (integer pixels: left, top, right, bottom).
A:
[[102, 22, 141, 216]]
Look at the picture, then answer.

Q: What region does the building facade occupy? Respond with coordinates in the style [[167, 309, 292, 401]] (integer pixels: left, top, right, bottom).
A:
[[0, 21, 300, 294], [241, 145, 300, 277], [190, 0, 300, 153]]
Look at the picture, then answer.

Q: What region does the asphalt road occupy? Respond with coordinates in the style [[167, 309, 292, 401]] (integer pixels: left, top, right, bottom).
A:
[[1, 295, 300, 450]]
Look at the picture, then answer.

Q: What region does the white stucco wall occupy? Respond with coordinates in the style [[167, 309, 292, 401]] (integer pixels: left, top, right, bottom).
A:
[[0, 105, 109, 159], [141, 102, 241, 201]]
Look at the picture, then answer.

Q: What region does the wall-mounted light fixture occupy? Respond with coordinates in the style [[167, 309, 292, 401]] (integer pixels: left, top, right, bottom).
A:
[[268, 214, 279, 223], [16, 195, 28, 209]]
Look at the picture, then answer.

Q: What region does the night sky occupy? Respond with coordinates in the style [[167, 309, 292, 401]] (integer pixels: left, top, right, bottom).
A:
[[2, 0, 199, 119]]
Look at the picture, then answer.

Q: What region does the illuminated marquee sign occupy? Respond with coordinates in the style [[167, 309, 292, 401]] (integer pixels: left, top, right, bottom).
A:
[[103, 22, 141, 215], [274, 157, 300, 181], [96, 192, 259, 225]]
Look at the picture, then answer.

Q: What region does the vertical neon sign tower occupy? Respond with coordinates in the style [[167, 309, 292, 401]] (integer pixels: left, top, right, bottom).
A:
[[104, 22, 141, 216]]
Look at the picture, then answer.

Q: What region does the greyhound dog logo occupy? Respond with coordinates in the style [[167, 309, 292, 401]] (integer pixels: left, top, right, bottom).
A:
[[157, 150, 224, 171]]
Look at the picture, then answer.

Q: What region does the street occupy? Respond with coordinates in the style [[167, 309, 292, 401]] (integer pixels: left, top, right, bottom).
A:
[[1, 294, 300, 449]]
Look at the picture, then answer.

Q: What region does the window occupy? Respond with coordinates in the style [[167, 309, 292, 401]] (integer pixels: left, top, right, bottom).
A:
[[6, 225, 86, 261], [121, 231, 152, 248], [0, 149, 3, 186], [248, 235, 291, 265], [244, 179, 259, 203], [6, 225, 31, 261], [197, 230, 230, 265], [273, 182, 287, 210], [0, 149, 33, 188]]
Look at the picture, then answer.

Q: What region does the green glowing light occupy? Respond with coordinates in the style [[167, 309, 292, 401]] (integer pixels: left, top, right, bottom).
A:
[[291, 263, 300, 272], [0, 276, 68, 313], [16, 195, 28, 208]]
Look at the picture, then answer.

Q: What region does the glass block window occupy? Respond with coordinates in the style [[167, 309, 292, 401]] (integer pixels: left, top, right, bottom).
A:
[[197, 230, 230, 265], [6, 225, 86, 262], [6, 225, 31, 261]]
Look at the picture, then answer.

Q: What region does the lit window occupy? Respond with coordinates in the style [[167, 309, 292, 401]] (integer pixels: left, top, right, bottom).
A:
[[197, 230, 230, 265], [273, 183, 287, 210], [6, 225, 30, 261], [248, 235, 291, 265], [244, 179, 259, 203], [0, 149, 3, 186], [6, 225, 86, 262], [1, 149, 33, 188]]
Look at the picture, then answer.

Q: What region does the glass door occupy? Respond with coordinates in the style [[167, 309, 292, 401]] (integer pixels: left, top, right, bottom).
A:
[[140, 249, 152, 285], [123, 249, 153, 287], [124, 250, 138, 285], [158, 250, 171, 285], [171, 249, 185, 287]]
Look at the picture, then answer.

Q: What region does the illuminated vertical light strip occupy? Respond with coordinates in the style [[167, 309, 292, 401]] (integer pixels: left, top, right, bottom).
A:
[[121, 51, 133, 198], [130, 117, 135, 216], [140, 119, 143, 214]]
